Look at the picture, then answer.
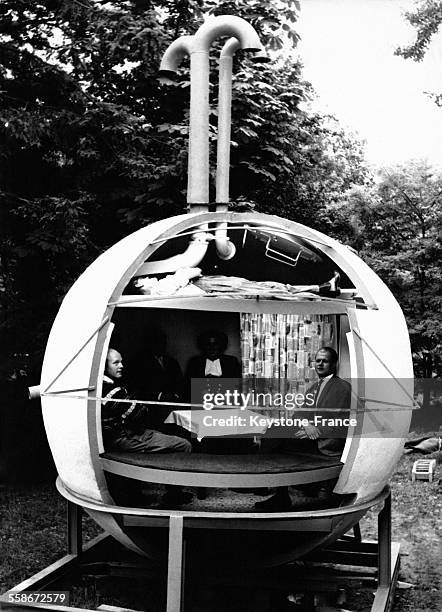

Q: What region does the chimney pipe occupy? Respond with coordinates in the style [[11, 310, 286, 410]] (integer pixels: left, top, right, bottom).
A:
[[138, 17, 265, 276], [188, 16, 262, 208], [215, 37, 268, 260], [158, 35, 194, 84]]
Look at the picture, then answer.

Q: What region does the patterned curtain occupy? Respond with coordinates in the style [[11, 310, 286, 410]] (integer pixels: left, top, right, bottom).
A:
[[240, 314, 336, 408]]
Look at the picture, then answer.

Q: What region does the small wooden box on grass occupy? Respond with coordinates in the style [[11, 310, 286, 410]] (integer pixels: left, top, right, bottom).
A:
[[411, 459, 437, 482]]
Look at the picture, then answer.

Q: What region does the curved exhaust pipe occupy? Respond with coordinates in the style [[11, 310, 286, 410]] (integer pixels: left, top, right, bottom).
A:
[[135, 232, 212, 276], [215, 37, 268, 260], [215, 38, 240, 260], [193, 15, 261, 52], [141, 33, 211, 276], [188, 15, 261, 208], [138, 17, 265, 275], [158, 35, 194, 84]]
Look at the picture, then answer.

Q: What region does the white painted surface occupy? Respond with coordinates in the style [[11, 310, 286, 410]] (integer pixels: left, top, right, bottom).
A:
[[40, 211, 413, 550], [41, 214, 194, 501], [335, 308, 413, 499]]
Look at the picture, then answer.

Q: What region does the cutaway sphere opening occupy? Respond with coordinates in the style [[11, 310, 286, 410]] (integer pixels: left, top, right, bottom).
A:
[[41, 212, 413, 564]]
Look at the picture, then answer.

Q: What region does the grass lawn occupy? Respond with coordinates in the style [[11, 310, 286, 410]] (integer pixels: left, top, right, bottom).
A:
[[358, 449, 441, 612], [0, 481, 101, 590], [0, 449, 440, 611]]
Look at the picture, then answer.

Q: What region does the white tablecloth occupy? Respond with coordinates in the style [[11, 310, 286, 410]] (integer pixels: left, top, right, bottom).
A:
[[165, 408, 268, 440]]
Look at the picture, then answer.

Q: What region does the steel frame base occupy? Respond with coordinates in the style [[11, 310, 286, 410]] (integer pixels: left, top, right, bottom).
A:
[[0, 492, 399, 612]]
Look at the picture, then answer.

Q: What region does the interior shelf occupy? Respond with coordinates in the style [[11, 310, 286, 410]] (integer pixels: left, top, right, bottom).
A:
[[112, 295, 364, 315]]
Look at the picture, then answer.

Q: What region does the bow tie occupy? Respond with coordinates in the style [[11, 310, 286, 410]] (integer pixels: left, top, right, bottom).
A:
[[205, 358, 222, 377]]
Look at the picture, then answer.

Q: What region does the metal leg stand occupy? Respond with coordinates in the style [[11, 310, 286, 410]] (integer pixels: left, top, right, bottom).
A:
[[378, 492, 391, 588], [166, 515, 185, 612], [67, 500, 83, 556], [372, 490, 400, 612]]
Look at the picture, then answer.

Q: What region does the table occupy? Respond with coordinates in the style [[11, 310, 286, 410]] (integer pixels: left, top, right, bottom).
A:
[[165, 408, 268, 440]]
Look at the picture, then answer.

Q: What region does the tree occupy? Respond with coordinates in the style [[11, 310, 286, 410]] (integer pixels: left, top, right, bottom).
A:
[[396, 0, 442, 61], [396, 0, 442, 105], [0, 0, 369, 376], [329, 160, 442, 379]]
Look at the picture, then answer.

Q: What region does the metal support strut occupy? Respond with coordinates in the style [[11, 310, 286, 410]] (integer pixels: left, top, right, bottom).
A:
[[166, 515, 186, 612], [0, 489, 400, 612], [67, 500, 83, 556], [373, 490, 399, 612]]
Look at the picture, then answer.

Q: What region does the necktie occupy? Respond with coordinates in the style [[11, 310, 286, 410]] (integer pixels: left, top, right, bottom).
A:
[[314, 379, 324, 406]]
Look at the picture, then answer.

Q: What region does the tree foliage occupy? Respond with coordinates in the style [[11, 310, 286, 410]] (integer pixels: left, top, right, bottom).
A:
[[396, 0, 442, 61], [396, 0, 442, 105], [329, 160, 442, 377], [0, 0, 369, 376]]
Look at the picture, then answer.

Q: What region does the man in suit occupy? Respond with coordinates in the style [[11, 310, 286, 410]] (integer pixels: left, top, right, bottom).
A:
[[130, 329, 185, 433], [294, 347, 351, 456], [186, 330, 246, 454], [255, 346, 351, 511], [185, 330, 241, 380]]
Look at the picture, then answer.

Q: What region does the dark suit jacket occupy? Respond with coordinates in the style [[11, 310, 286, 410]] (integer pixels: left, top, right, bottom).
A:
[[308, 375, 351, 456], [185, 354, 241, 403], [129, 354, 183, 428], [185, 354, 242, 380]]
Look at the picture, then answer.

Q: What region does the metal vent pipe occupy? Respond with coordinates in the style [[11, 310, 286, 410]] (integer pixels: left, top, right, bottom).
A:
[[158, 35, 194, 84], [137, 16, 264, 275], [188, 16, 261, 208], [215, 38, 269, 259], [159, 15, 262, 208]]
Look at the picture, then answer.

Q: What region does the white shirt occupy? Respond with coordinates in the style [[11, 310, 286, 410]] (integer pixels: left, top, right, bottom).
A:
[[205, 358, 222, 377]]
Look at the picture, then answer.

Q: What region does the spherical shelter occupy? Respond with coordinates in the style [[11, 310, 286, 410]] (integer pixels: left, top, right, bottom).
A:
[[40, 209, 413, 564], [38, 14, 413, 572]]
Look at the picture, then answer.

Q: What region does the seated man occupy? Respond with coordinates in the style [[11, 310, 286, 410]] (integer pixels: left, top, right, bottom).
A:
[[102, 347, 192, 505], [255, 346, 351, 511], [185, 330, 241, 381], [128, 328, 185, 435], [186, 330, 251, 454]]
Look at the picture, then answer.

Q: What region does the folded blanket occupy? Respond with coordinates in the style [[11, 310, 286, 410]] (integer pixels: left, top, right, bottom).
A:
[[194, 275, 320, 299]]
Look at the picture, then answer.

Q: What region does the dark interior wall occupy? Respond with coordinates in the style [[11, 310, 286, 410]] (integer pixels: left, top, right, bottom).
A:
[[111, 308, 241, 376], [111, 308, 347, 381]]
